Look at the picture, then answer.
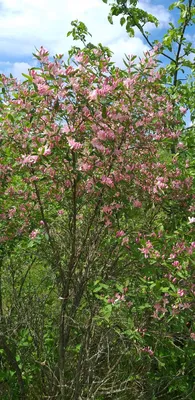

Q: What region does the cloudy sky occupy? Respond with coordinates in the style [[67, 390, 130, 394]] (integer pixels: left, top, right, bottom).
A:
[[0, 0, 194, 79]]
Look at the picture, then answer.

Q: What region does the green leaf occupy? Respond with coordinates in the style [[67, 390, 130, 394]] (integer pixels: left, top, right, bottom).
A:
[[120, 16, 126, 26], [115, 284, 124, 293], [22, 73, 33, 82], [93, 285, 103, 293], [7, 114, 14, 123], [108, 13, 113, 24]]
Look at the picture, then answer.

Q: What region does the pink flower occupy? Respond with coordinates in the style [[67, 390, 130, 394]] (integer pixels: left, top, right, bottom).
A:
[[190, 333, 195, 341], [91, 138, 105, 152], [80, 162, 92, 172], [179, 106, 187, 114], [122, 237, 129, 246], [20, 155, 39, 166], [29, 229, 39, 239], [180, 303, 191, 309], [146, 240, 153, 249], [97, 130, 107, 141], [116, 230, 125, 237], [172, 261, 180, 267], [67, 138, 82, 151], [133, 199, 142, 208], [101, 176, 114, 187], [58, 210, 64, 215], [176, 142, 185, 149], [102, 205, 112, 214], [177, 288, 185, 297], [154, 176, 168, 191], [142, 347, 154, 356], [37, 84, 51, 96], [65, 66, 74, 75], [105, 218, 112, 227], [39, 46, 48, 56], [188, 217, 195, 224], [8, 207, 16, 219], [43, 146, 51, 156], [108, 297, 114, 304], [139, 247, 150, 258], [154, 303, 161, 311], [89, 89, 98, 100], [168, 253, 176, 260]]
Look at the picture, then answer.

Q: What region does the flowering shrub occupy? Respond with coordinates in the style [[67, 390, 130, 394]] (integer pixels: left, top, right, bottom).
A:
[[0, 43, 194, 399]]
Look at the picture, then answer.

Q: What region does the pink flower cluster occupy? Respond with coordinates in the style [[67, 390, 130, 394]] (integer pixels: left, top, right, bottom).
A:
[[141, 347, 154, 356], [29, 229, 39, 239]]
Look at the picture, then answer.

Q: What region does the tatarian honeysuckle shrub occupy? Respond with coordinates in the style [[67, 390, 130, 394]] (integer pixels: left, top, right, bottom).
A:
[[0, 44, 195, 399], [0, 46, 191, 240]]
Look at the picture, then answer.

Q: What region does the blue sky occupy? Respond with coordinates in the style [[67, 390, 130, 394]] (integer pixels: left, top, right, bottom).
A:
[[0, 0, 194, 79]]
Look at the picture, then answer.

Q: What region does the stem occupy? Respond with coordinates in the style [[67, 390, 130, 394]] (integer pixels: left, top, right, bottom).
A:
[[33, 178, 65, 286], [0, 337, 26, 399], [173, 0, 193, 86], [58, 150, 77, 399]]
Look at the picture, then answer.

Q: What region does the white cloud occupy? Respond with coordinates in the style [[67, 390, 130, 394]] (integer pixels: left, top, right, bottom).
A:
[[109, 37, 149, 68], [139, 0, 171, 29], [0, 61, 32, 79], [0, 0, 171, 74]]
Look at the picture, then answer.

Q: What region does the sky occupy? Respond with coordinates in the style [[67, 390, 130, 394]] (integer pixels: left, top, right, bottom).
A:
[[0, 0, 194, 79]]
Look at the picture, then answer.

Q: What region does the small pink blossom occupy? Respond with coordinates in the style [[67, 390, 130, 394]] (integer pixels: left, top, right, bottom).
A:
[[116, 230, 125, 237], [146, 240, 153, 249], [102, 205, 112, 214], [43, 146, 52, 156], [139, 247, 150, 258], [80, 162, 92, 172], [168, 253, 176, 260], [101, 176, 114, 188], [67, 138, 82, 151], [107, 297, 114, 304], [172, 261, 180, 267], [190, 333, 195, 341], [105, 218, 112, 227], [91, 138, 105, 152], [142, 347, 154, 356], [122, 237, 129, 246], [37, 84, 52, 96], [177, 288, 185, 297], [29, 229, 39, 239], [133, 199, 142, 208], [58, 210, 64, 215], [179, 106, 187, 114], [176, 142, 185, 149], [20, 155, 39, 166], [8, 207, 16, 219], [65, 66, 74, 75], [179, 303, 191, 309], [89, 89, 98, 100], [188, 217, 195, 224]]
